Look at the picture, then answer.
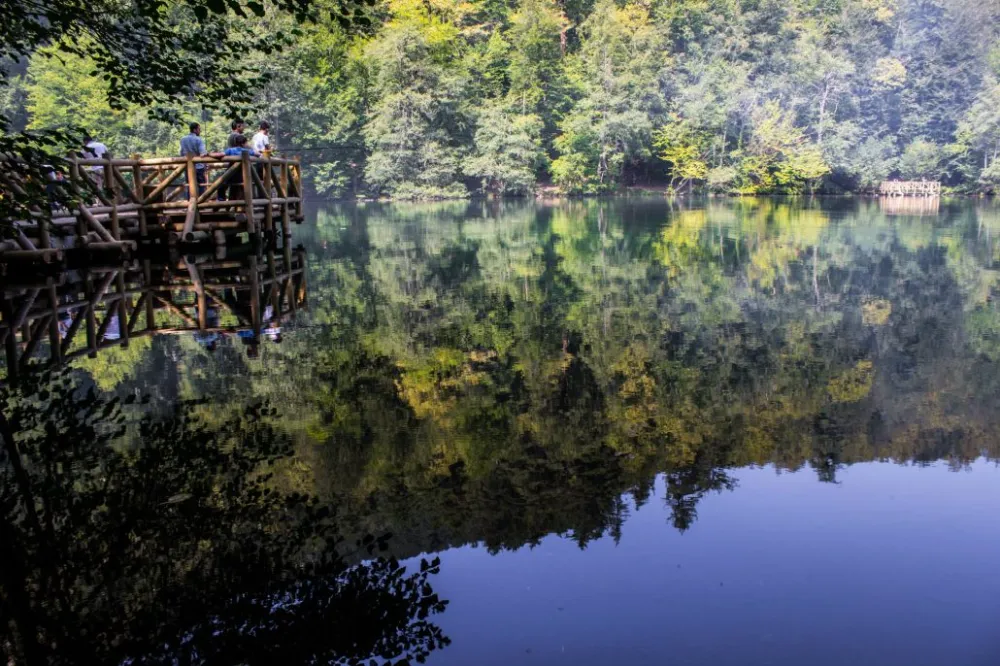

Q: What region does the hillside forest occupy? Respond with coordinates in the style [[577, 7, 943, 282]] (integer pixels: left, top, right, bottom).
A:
[[3, 0, 1000, 199]]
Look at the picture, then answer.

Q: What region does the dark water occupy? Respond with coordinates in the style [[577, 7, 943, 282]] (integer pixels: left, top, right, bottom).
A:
[[3, 198, 1000, 665]]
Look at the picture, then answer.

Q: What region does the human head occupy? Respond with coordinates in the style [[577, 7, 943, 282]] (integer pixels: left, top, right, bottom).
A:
[[233, 134, 248, 147], [83, 133, 94, 144], [189, 122, 201, 135], [231, 119, 245, 133], [259, 121, 270, 134]]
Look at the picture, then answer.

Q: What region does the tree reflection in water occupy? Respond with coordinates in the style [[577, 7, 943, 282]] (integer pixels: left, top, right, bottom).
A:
[[0, 370, 449, 665], [6, 199, 1000, 662]]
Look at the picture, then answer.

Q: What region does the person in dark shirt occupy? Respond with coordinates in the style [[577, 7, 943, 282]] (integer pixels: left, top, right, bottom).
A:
[[227, 119, 246, 148]]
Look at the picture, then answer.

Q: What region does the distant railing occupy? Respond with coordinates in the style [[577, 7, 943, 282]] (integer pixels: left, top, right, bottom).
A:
[[1, 153, 304, 264], [878, 180, 941, 197]]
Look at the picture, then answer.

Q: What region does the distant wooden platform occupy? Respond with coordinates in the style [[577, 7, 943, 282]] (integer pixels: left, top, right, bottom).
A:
[[879, 180, 941, 197], [0, 247, 307, 381], [1, 153, 304, 266]]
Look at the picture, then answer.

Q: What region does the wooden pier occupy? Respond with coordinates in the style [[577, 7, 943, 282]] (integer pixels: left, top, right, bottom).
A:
[[0, 247, 307, 380], [1, 153, 304, 266], [878, 180, 941, 197]]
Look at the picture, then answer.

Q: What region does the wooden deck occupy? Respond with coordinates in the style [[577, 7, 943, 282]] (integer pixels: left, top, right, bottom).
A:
[[1, 153, 304, 266], [0, 247, 307, 380]]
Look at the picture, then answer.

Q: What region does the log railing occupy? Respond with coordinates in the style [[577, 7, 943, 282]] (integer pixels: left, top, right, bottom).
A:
[[0, 247, 307, 381], [2, 153, 305, 264]]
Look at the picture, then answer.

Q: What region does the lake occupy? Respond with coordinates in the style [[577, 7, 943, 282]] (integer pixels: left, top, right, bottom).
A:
[[2, 198, 999, 665]]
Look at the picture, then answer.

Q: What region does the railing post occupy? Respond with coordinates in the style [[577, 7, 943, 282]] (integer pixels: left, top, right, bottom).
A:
[[117, 271, 129, 348], [280, 161, 291, 240], [84, 273, 97, 358], [241, 151, 258, 241], [132, 154, 148, 238], [105, 156, 120, 240], [70, 159, 89, 249], [46, 278, 63, 366], [293, 155, 303, 219], [183, 154, 200, 237], [262, 151, 274, 237]]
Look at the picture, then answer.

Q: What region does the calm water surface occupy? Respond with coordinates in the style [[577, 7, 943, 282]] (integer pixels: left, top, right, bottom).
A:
[[3, 198, 1000, 664]]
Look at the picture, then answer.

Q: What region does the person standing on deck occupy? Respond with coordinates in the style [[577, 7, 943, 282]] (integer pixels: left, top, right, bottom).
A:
[[251, 121, 271, 154], [180, 122, 212, 196], [250, 121, 271, 196], [81, 134, 109, 195], [227, 119, 246, 148]]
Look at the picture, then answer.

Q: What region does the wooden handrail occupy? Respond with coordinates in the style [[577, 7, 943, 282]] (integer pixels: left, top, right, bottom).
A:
[[4, 152, 306, 264]]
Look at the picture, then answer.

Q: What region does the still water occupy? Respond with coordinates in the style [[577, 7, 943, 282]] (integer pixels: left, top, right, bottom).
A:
[[2, 198, 1000, 665]]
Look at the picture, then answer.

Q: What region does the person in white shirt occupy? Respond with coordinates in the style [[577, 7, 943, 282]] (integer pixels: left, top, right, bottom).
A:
[[251, 121, 271, 154], [250, 121, 272, 197], [81, 134, 109, 194]]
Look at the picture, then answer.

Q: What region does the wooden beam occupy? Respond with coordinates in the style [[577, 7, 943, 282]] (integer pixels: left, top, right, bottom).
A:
[[152, 295, 198, 327], [197, 163, 240, 203], [241, 152, 257, 238], [141, 165, 186, 204]]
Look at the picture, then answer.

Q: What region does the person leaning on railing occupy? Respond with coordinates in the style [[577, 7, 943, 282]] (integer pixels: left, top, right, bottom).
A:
[[221, 134, 259, 201]]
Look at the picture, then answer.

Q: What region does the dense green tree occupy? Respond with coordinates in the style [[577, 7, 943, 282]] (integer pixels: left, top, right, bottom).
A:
[[464, 105, 544, 195], [362, 0, 470, 198]]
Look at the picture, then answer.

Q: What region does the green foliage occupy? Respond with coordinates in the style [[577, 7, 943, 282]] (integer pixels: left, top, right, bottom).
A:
[[464, 105, 544, 195], [898, 138, 946, 179], [6, 0, 1000, 201], [361, 0, 470, 199], [653, 114, 710, 191], [847, 136, 899, 190]]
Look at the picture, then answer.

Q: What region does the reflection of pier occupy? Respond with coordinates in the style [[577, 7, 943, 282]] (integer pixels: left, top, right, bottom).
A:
[[1, 154, 304, 266], [1, 248, 307, 380], [878, 195, 941, 216]]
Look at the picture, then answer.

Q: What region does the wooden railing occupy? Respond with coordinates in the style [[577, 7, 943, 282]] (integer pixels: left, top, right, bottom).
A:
[[1, 153, 304, 264], [879, 180, 941, 197], [1, 247, 307, 380]]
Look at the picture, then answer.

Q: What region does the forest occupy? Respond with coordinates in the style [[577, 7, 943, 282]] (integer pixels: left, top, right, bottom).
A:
[[3, 0, 1000, 199]]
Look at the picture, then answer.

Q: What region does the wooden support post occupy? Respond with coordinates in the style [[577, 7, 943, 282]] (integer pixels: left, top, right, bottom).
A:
[[280, 162, 292, 240], [116, 270, 129, 347], [127, 294, 146, 333], [183, 155, 200, 237], [186, 259, 207, 330], [131, 154, 148, 237], [19, 316, 51, 370], [85, 273, 97, 358], [249, 254, 261, 339], [106, 157, 120, 239], [38, 214, 51, 250], [267, 249, 279, 316], [143, 260, 155, 332], [298, 250, 308, 310], [74, 160, 90, 249], [292, 156, 303, 219], [48, 278, 62, 366], [241, 152, 258, 240], [262, 153, 274, 236], [1, 299, 19, 382]]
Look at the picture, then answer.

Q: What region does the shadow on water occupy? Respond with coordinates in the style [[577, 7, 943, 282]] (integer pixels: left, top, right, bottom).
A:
[[0, 370, 449, 665], [5, 197, 1000, 662]]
